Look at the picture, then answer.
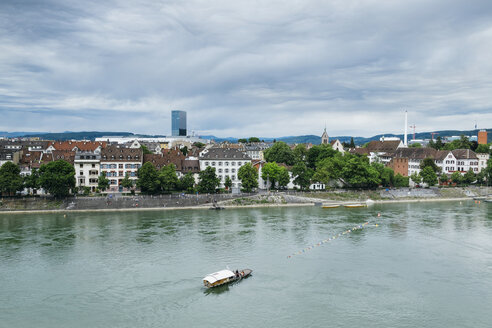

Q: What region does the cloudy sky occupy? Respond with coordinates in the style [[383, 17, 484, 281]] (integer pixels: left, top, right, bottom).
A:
[[1, 0, 492, 137]]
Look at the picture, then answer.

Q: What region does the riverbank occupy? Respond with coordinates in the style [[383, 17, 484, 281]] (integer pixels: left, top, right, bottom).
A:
[[0, 196, 478, 215]]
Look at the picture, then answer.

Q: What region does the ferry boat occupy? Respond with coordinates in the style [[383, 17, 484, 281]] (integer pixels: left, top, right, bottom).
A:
[[203, 269, 252, 288]]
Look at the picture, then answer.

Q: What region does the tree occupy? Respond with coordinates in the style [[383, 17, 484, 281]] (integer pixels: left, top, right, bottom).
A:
[[380, 167, 395, 187], [420, 157, 440, 174], [248, 137, 260, 143], [98, 172, 110, 192], [421, 166, 438, 187], [293, 144, 308, 164], [261, 162, 282, 189], [238, 138, 248, 143], [476, 171, 486, 185], [440, 174, 449, 185], [410, 143, 422, 148], [410, 172, 422, 185], [264, 141, 295, 165], [450, 172, 463, 185], [198, 166, 220, 193], [224, 176, 232, 191], [277, 166, 290, 189], [475, 144, 490, 154], [394, 174, 409, 187], [349, 137, 356, 148], [486, 158, 492, 183], [306, 144, 336, 169], [141, 145, 153, 155], [38, 160, 75, 198], [121, 173, 133, 190], [463, 169, 476, 185], [181, 146, 189, 156], [312, 154, 345, 185], [292, 162, 314, 190], [179, 173, 195, 193], [23, 168, 40, 195], [193, 142, 205, 149], [237, 163, 259, 192], [159, 164, 179, 193], [341, 156, 380, 188], [0, 162, 23, 196], [137, 162, 160, 194]]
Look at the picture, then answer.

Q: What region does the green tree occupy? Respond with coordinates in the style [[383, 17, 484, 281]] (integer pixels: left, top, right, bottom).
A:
[[420, 157, 440, 173], [410, 172, 422, 185], [277, 166, 290, 189], [486, 158, 492, 183], [179, 173, 195, 193], [312, 154, 345, 185], [248, 137, 261, 143], [306, 144, 337, 169], [198, 166, 220, 193], [224, 176, 232, 191], [181, 146, 189, 156], [0, 162, 23, 196], [98, 172, 110, 191], [421, 166, 438, 186], [193, 142, 205, 149], [238, 138, 248, 143], [440, 174, 449, 185], [349, 137, 356, 148], [23, 168, 40, 195], [394, 174, 409, 187], [137, 162, 160, 194], [159, 164, 179, 193], [341, 156, 380, 188], [261, 162, 282, 189], [380, 167, 395, 187], [264, 142, 295, 165], [475, 144, 490, 154], [293, 144, 308, 164], [450, 172, 463, 185], [476, 171, 486, 185], [141, 145, 153, 155], [410, 143, 422, 148], [292, 162, 314, 190], [121, 173, 133, 190], [463, 169, 476, 185], [237, 163, 259, 192], [38, 160, 75, 198]]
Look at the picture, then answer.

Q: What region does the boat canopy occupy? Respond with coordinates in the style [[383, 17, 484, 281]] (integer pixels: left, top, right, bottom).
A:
[[203, 269, 235, 284]]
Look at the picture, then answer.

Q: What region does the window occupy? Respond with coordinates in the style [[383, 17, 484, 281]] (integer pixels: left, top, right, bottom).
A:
[[238, 162, 242, 166], [218, 169, 223, 173], [205, 162, 209, 166], [119, 164, 123, 169], [225, 162, 229, 166], [80, 164, 83, 168], [225, 169, 229, 173], [79, 171, 83, 176], [212, 162, 216, 166], [231, 162, 235, 166], [232, 168, 236, 173], [119, 171, 124, 176], [219, 162, 223, 166]]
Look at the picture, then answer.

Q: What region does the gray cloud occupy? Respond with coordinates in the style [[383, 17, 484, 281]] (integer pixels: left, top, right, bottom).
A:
[[1, 0, 492, 137]]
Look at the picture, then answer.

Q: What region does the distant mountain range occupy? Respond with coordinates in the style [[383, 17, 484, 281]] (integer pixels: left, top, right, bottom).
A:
[[1, 129, 490, 145]]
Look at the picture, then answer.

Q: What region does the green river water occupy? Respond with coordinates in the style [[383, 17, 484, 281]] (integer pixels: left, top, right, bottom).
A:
[[0, 201, 491, 327]]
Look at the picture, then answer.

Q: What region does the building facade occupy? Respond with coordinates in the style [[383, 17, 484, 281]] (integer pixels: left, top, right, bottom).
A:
[[199, 148, 251, 189], [74, 152, 100, 192], [172, 110, 187, 136], [100, 146, 143, 192]]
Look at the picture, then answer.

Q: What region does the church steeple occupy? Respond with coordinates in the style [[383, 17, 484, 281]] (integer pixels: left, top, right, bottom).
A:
[[321, 127, 329, 145]]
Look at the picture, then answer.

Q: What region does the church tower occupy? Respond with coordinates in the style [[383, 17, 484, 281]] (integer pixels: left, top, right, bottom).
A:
[[321, 128, 329, 145]]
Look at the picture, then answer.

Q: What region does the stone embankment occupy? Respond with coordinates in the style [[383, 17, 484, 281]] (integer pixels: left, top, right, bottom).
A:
[[0, 187, 487, 213]]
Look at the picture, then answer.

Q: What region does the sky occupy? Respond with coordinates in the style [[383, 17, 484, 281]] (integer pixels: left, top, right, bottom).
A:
[[1, 0, 492, 138]]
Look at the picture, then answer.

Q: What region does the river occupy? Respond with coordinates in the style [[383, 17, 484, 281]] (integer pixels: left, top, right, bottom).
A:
[[1, 201, 491, 327]]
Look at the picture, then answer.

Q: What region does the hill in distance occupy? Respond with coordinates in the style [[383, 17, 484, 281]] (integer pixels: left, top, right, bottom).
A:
[[5, 129, 490, 145]]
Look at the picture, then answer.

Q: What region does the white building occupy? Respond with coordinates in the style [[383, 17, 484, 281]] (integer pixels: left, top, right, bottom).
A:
[[74, 152, 100, 192], [199, 148, 251, 189], [452, 149, 479, 174], [476, 152, 490, 173]]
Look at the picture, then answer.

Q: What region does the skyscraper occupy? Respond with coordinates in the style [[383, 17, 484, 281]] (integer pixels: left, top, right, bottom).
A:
[[171, 110, 187, 136]]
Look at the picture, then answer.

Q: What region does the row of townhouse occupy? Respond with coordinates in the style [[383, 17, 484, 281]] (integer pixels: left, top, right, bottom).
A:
[[387, 148, 488, 177]]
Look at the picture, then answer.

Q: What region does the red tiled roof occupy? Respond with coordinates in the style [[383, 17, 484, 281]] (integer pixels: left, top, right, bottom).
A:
[[48, 141, 106, 151]]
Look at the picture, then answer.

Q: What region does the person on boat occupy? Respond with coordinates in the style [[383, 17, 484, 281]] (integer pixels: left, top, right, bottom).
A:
[[241, 270, 244, 277], [235, 270, 239, 278]]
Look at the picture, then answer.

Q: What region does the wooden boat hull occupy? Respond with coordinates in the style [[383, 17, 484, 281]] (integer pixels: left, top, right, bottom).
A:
[[322, 205, 340, 209], [344, 204, 367, 208]]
